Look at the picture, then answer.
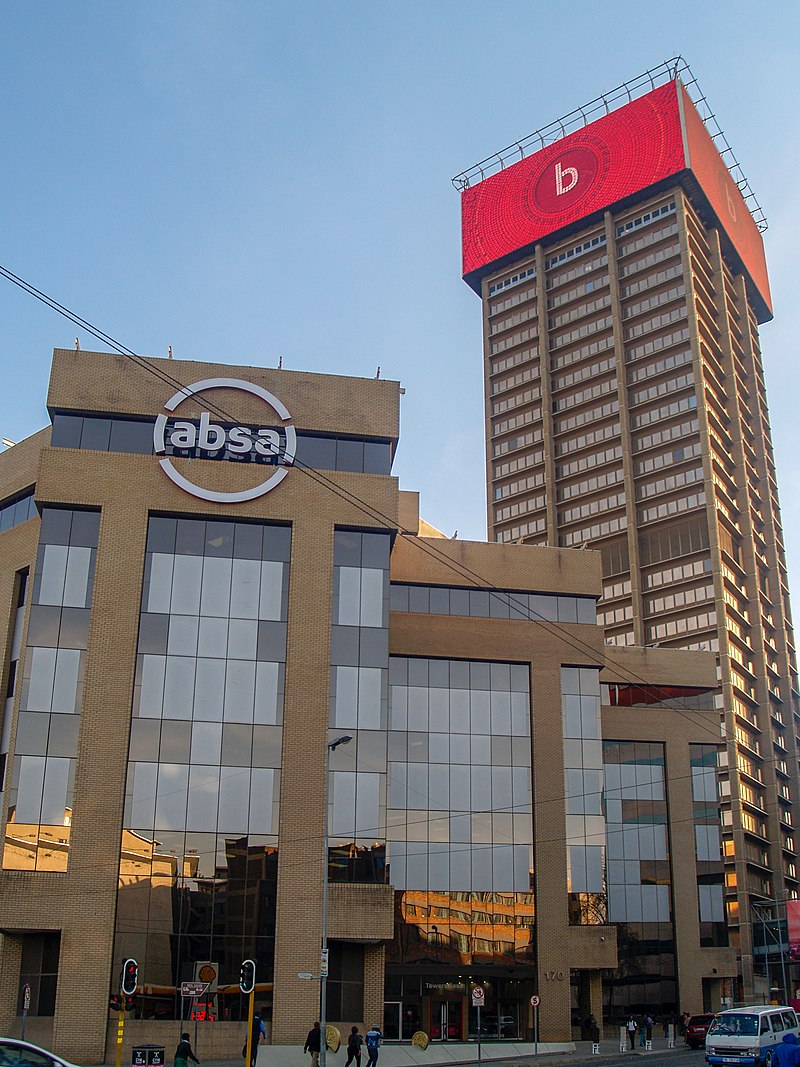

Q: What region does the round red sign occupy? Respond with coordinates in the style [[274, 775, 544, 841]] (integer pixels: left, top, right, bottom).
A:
[[532, 146, 599, 214]]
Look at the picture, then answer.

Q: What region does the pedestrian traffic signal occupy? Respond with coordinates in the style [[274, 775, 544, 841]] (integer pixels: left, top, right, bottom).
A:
[[239, 959, 256, 994], [121, 958, 139, 996], [109, 993, 121, 1012]]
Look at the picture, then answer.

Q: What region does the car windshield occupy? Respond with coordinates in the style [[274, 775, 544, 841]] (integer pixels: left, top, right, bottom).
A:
[[708, 1014, 759, 1037]]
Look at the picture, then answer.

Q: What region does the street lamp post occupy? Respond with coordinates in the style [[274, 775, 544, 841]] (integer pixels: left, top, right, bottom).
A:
[[751, 895, 790, 1003], [320, 733, 352, 1067]]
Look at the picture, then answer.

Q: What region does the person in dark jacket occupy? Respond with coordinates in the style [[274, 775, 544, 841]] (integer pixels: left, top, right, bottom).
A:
[[304, 1021, 322, 1067], [244, 1014, 266, 1067], [771, 1033, 800, 1067], [345, 1026, 364, 1067], [174, 1033, 199, 1067]]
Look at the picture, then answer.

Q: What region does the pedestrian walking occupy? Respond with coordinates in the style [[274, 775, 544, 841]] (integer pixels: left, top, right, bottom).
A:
[[639, 1015, 647, 1047], [304, 1021, 322, 1067], [244, 1013, 266, 1067], [345, 1026, 364, 1067], [365, 1025, 382, 1067], [174, 1033, 199, 1067], [645, 1016, 653, 1044], [626, 1016, 638, 1051]]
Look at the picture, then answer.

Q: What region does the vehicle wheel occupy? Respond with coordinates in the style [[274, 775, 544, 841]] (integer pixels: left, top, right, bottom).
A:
[[765, 1051, 773, 1067], [688, 1042, 698, 1050]]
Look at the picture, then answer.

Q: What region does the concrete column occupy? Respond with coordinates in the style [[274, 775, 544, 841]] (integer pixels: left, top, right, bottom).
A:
[[0, 934, 22, 1035], [363, 945, 385, 1032]]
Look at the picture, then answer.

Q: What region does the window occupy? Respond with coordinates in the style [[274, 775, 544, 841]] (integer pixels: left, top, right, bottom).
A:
[[0, 491, 36, 533], [18, 932, 60, 1016], [326, 943, 364, 1020]]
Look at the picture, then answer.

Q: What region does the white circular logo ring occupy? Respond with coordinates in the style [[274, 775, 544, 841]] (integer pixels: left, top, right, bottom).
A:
[[153, 377, 296, 504]]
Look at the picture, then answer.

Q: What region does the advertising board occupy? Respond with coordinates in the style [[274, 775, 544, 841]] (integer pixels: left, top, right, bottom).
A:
[[679, 82, 772, 318], [461, 79, 771, 321]]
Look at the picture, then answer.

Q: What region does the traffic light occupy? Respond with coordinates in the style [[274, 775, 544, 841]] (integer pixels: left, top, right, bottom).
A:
[[239, 959, 256, 995], [109, 993, 121, 1012], [124, 994, 136, 1013], [121, 958, 139, 997]]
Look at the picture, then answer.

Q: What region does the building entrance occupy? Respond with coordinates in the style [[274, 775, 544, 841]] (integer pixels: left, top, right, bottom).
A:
[[383, 1002, 402, 1041], [430, 997, 462, 1041]]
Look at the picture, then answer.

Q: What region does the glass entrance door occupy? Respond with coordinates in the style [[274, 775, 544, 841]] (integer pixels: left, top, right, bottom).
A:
[[383, 1001, 402, 1041], [430, 997, 462, 1041]]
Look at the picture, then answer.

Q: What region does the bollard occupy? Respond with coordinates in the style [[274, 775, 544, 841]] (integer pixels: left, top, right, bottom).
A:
[[619, 1026, 628, 1053], [645, 1040, 652, 1051], [667, 1024, 675, 1049], [592, 1043, 601, 1055]]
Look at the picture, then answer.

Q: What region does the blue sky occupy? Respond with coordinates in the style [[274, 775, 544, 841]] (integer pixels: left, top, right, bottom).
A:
[[2, 2, 799, 591]]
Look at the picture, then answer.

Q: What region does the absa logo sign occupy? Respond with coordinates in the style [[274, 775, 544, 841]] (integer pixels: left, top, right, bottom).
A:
[[153, 377, 296, 504], [532, 146, 600, 214]]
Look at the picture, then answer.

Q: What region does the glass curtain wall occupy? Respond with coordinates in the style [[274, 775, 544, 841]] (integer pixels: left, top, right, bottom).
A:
[[602, 740, 675, 1019], [328, 529, 391, 882], [562, 667, 607, 923], [691, 744, 728, 947], [385, 655, 534, 1040], [3, 508, 100, 871], [115, 516, 289, 1020]]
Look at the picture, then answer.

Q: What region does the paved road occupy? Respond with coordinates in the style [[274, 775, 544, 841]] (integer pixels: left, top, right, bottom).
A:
[[498, 1042, 703, 1067]]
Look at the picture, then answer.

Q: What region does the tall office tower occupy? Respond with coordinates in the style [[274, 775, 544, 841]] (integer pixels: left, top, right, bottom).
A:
[[456, 60, 798, 999]]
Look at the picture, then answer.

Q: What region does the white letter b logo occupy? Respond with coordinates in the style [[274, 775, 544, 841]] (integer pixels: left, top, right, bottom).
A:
[[555, 160, 578, 196]]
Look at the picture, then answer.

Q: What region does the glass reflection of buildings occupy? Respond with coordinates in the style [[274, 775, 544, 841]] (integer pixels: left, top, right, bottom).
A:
[[0, 347, 734, 1057], [114, 515, 287, 1021]]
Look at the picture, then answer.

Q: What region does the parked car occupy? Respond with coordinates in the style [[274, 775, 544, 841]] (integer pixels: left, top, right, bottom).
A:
[[481, 1015, 517, 1037], [686, 1014, 717, 1049], [0, 1038, 84, 1067]]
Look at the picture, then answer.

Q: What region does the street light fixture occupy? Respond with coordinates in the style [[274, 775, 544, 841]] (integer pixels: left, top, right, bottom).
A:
[[320, 733, 353, 1067]]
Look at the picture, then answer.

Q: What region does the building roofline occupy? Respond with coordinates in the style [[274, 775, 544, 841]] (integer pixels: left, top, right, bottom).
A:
[[451, 56, 767, 234]]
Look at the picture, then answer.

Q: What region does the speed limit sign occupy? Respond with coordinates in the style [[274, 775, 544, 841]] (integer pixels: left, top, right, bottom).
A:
[[530, 994, 541, 1007], [472, 986, 485, 1007]]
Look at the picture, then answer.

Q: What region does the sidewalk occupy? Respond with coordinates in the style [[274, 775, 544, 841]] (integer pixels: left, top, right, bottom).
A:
[[180, 1036, 693, 1067]]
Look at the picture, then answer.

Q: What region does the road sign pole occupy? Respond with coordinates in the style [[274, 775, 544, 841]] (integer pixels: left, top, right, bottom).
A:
[[477, 1005, 481, 1066], [535, 1005, 538, 1058], [194, 997, 199, 1058]]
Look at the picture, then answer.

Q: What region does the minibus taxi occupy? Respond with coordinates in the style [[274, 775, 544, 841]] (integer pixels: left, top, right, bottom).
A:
[[706, 1006, 800, 1067]]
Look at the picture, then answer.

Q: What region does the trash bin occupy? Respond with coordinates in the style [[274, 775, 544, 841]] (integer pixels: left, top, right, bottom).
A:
[[132, 1045, 165, 1067]]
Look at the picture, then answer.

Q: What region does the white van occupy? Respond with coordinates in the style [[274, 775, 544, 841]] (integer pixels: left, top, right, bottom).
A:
[[706, 1006, 800, 1067]]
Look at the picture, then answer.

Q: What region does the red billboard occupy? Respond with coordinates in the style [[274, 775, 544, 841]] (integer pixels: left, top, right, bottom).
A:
[[679, 83, 772, 318], [461, 80, 772, 320]]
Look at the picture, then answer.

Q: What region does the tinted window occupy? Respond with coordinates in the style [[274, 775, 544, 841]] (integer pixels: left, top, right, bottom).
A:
[[337, 439, 364, 472], [80, 417, 111, 451], [363, 441, 392, 474], [50, 414, 83, 447], [109, 419, 153, 454], [295, 435, 337, 471]]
